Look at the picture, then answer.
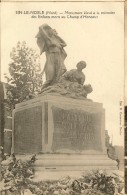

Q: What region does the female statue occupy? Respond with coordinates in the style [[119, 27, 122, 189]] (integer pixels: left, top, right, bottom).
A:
[[36, 24, 67, 89], [62, 61, 86, 85], [41, 61, 93, 99]]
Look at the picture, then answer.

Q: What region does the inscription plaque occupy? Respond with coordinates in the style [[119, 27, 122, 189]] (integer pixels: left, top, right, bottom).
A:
[[14, 106, 42, 154], [52, 106, 102, 152]]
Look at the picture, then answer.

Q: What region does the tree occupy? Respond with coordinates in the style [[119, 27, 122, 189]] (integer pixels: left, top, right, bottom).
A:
[[5, 41, 43, 109]]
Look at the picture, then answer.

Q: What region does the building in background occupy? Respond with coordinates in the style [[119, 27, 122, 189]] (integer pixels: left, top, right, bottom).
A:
[[105, 130, 124, 170], [0, 82, 4, 150], [125, 106, 127, 194], [0, 82, 12, 154], [125, 106, 127, 156]]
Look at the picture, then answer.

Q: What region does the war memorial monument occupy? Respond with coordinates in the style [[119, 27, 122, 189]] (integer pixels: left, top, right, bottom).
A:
[[12, 24, 117, 175]]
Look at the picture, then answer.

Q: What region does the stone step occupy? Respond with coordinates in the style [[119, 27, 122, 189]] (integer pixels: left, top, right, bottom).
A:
[[34, 158, 117, 166], [35, 165, 117, 171], [16, 153, 109, 160], [16, 154, 118, 171]]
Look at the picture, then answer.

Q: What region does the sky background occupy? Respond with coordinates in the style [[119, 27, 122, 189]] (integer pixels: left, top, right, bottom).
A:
[[1, 2, 124, 146]]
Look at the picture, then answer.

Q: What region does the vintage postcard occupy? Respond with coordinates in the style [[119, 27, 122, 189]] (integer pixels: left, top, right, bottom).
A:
[[0, 1, 125, 195]]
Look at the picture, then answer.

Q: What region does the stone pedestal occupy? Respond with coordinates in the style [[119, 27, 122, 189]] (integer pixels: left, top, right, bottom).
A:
[[12, 95, 117, 170]]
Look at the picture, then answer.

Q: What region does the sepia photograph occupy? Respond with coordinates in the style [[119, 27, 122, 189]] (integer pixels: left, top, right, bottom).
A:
[[0, 1, 125, 195]]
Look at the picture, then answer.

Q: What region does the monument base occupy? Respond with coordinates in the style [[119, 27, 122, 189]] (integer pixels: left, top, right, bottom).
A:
[[13, 95, 117, 171], [16, 153, 118, 173]]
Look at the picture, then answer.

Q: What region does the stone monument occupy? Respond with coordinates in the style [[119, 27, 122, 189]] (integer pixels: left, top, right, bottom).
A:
[[12, 24, 117, 173]]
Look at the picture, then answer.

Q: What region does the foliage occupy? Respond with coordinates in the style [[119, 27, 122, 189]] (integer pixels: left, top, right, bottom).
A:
[[81, 170, 123, 195], [0, 157, 124, 195], [26, 178, 107, 195], [0, 154, 36, 194], [5, 41, 43, 109]]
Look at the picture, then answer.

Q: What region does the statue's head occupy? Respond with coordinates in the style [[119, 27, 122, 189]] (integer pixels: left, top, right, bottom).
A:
[[43, 24, 52, 32], [76, 61, 86, 71], [36, 24, 58, 54], [42, 24, 57, 36]]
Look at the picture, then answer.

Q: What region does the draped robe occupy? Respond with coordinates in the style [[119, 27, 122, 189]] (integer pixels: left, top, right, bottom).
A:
[[36, 24, 67, 87]]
